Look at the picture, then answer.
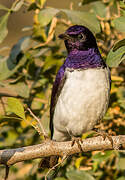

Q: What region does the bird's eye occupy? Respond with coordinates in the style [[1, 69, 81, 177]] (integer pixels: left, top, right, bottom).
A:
[[77, 33, 85, 40]]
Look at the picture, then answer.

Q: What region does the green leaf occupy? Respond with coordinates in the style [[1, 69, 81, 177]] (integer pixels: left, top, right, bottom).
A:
[[117, 157, 125, 170], [0, 12, 10, 43], [0, 4, 9, 11], [13, 82, 30, 98], [110, 0, 118, 16], [33, 48, 49, 58], [117, 177, 125, 180], [61, 9, 100, 34], [113, 39, 125, 52], [10, 36, 31, 61], [117, 86, 125, 109], [54, 178, 67, 180], [28, 2, 38, 11], [11, 0, 24, 12], [92, 161, 99, 172], [82, 0, 99, 5], [0, 55, 27, 81], [106, 45, 125, 67], [43, 55, 62, 72], [8, 82, 30, 98], [66, 170, 95, 180], [0, 36, 31, 80], [4, 130, 18, 146], [92, 151, 113, 163], [38, 8, 59, 26], [40, 0, 46, 7], [7, 97, 25, 119], [92, 1, 107, 18], [113, 16, 125, 32], [120, 1, 125, 10], [120, 9, 125, 16]]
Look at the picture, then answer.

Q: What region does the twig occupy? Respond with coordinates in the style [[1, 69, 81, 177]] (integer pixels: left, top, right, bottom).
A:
[[27, 108, 48, 139], [4, 165, 9, 180], [34, 17, 58, 49], [0, 97, 6, 115], [45, 155, 68, 180]]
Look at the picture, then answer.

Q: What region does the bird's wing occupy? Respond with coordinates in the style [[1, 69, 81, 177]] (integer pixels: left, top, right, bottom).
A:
[[50, 66, 66, 139]]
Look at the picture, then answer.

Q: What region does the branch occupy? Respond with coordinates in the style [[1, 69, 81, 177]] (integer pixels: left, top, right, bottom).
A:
[[0, 135, 125, 166], [27, 108, 48, 138]]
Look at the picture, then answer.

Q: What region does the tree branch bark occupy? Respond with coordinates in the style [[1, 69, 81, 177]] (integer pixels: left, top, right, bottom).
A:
[[0, 135, 125, 166]]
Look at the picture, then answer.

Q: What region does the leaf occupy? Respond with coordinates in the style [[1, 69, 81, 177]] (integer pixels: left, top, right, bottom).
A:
[[92, 1, 107, 18], [14, 82, 30, 98], [112, 16, 125, 32], [75, 157, 85, 169], [82, 0, 99, 5], [0, 4, 9, 11], [10, 36, 31, 61], [92, 151, 113, 163], [106, 45, 125, 67], [0, 36, 31, 80], [8, 82, 30, 98], [61, 9, 100, 33], [110, 0, 118, 16], [5, 130, 18, 146], [0, 55, 27, 81], [117, 157, 125, 170], [66, 170, 95, 180], [0, 12, 10, 43], [38, 8, 59, 26], [43, 55, 62, 72], [120, 1, 125, 10], [40, 0, 46, 7], [113, 39, 125, 52], [120, 9, 125, 16], [117, 177, 125, 180], [28, 2, 37, 11], [54, 178, 67, 180], [117, 87, 125, 109], [31, 99, 43, 110], [92, 161, 98, 172], [33, 48, 49, 58], [7, 97, 25, 119], [11, 0, 24, 12]]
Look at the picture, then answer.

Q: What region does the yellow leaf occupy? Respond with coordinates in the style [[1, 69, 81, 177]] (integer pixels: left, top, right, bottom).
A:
[[75, 157, 85, 169], [111, 75, 124, 82]]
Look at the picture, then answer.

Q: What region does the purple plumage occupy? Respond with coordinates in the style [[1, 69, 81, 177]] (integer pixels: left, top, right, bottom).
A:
[[50, 66, 65, 136], [64, 48, 106, 69]]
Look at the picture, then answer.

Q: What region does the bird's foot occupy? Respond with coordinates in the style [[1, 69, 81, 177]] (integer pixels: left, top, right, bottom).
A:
[[94, 129, 113, 147], [71, 137, 83, 152]]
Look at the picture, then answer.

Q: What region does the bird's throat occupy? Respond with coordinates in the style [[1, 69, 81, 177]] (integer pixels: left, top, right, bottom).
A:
[[64, 48, 106, 70]]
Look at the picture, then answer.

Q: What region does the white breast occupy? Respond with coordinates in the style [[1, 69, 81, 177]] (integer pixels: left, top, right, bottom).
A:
[[53, 67, 110, 141]]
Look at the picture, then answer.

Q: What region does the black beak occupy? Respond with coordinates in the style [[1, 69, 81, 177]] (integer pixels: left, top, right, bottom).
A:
[[58, 33, 71, 40]]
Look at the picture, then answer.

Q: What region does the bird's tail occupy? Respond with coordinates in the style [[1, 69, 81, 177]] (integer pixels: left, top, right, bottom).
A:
[[39, 155, 59, 169]]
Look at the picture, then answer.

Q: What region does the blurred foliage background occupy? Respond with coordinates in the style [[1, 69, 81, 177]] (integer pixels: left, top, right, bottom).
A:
[[0, 0, 125, 179]]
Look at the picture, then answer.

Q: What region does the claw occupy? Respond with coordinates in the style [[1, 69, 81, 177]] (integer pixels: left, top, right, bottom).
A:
[[71, 137, 83, 152], [94, 130, 114, 148]]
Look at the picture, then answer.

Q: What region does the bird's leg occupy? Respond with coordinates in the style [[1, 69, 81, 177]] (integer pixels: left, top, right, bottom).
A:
[[65, 127, 83, 152], [71, 137, 83, 152]]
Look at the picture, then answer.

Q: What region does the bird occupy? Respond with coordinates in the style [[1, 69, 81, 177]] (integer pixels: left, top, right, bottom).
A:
[[40, 25, 111, 170], [50, 25, 111, 143]]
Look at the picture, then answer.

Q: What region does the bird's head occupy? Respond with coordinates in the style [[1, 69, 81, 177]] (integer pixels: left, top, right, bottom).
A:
[[59, 25, 97, 53]]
